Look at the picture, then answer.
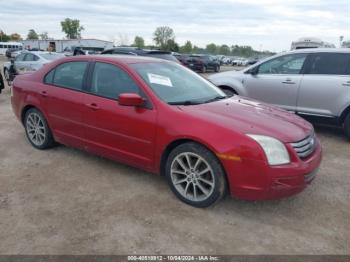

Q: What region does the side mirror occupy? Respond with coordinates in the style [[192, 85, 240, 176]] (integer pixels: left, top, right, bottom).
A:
[[247, 67, 258, 75], [118, 93, 145, 107]]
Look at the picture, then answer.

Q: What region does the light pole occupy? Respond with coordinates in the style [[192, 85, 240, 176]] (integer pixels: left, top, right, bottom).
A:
[[340, 36, 344, 48]]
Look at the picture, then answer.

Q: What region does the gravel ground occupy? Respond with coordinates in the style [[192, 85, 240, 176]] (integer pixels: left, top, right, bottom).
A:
[[0, 56, 349, 255]]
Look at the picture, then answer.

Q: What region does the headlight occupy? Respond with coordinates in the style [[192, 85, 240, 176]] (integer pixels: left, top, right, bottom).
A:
[[247, 134, 290, 166]]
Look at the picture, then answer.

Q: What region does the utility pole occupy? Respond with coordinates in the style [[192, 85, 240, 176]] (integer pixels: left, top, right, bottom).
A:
[[340, 36, 344, 48]]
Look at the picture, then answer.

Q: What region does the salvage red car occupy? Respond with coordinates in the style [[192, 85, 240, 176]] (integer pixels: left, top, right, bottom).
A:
[[11, 55, 322, 207]]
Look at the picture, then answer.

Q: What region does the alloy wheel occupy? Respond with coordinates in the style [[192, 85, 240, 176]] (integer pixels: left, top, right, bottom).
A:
[[26, 112, 46, 146], [170, 152, 215, 202]]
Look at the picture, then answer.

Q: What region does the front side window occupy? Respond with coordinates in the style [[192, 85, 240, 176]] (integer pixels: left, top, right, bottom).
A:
[[306, 53, 350, 75], [90, 62, 140, 99], [53, 62, 88, 90], [24, 54, 39, 61], [131, 62, 225, 104], [15, 53, 26, 61], [258, 54, 307, 74]]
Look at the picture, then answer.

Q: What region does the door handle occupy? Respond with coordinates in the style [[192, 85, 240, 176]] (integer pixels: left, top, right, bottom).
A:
[[86, 103, 100, 110], [342, 81, 350, 86], [40, 91, 48, 97], [282, 79, 295, 84]]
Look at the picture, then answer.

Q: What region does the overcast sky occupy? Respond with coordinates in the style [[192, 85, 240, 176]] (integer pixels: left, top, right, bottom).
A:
[[1, 0, 349, 52]]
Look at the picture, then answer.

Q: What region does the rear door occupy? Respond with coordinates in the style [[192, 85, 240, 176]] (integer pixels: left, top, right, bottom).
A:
[[43, 61, 89, 148], [81, 62, 157, 169], [297, 52, 350, 117], [22, 53, 39, 72], [243, 53, 308, 111]]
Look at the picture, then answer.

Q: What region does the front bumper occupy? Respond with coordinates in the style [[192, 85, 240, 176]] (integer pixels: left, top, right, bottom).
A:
[[222, 138, 322, 201]]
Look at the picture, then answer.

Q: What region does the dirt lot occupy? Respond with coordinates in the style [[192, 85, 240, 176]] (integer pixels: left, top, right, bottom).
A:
[[0, 55, 349, 255]]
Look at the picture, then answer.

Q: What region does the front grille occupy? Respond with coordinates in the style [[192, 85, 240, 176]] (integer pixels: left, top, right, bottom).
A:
[[291, 133, 316, 159]]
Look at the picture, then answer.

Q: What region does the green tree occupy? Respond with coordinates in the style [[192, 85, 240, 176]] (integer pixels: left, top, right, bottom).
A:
[[0, 31, 10, 42], [39, 32, 49, 40], [10, 33, 22, 41], [205, 43, 217, 54], [180, 40, 192, 53], [153, 26, 175, 50], [219, 44, 230, 55], [27, 29, 39, 40], [61, 18, 84, 39], [166, 39, 179, 52], [133, 36, 145, 48]]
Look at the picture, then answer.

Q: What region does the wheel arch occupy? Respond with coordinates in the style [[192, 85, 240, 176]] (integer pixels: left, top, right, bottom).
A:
[[21, 104, 37, 125], [340, 104, 350, 124], [218, 85, 238, 95], [159, 138, 230, 191]]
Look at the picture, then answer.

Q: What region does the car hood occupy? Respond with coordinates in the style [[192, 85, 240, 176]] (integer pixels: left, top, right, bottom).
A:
[[178, 96, 313, 143]]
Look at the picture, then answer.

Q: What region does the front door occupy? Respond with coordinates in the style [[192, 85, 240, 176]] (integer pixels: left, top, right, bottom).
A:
[[243, 53, 308, 111], [82, 62, 157, 169]]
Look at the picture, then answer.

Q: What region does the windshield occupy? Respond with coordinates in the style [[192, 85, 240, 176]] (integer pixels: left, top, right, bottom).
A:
[[40, 53, 65, 61], [131, 62, 226, 105]]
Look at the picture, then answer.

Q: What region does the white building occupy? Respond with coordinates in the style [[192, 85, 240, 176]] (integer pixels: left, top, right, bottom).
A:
[[291, 37, 336, 50], [21, 39, 114, 52]]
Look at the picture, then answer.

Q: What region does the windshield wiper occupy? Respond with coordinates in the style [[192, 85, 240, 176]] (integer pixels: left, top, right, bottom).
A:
[[168, 100, 202, 105], [202, 95, 228, 104]]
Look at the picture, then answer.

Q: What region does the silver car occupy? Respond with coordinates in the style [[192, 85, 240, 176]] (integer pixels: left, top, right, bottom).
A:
[[3, 51, 65, 80], [209, 48, 350, 138]]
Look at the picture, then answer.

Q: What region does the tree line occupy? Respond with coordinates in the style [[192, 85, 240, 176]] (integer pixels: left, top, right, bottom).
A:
[[1, 20, 274, 57]]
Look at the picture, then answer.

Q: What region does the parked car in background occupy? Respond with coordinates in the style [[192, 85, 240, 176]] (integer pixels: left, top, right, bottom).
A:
[[247, 58, 259, 65], [3, 51, 65, 81], [173, 53, 190, 66], [186, 55, 220, 73], [101, 47, 180, 63], [5, 47, 23, 59], [209, 48, 350, 138], [0, 71, 4, 94], [11, 55, 321, 207]]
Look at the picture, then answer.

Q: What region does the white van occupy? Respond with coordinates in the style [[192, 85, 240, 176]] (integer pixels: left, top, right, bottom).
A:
[[291, 37, 335, 50], [0, 42, 23, 55]]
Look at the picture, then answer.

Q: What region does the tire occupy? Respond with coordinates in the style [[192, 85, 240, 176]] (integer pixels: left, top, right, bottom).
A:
[[344, 113, 350, 139], [4, 68, 11, 86], [220, 87, 237, 96], [214, 65, 220, 72], [24, 108, 55, 150], [201, 65, 207, 73], [165, 142, 227, 208]]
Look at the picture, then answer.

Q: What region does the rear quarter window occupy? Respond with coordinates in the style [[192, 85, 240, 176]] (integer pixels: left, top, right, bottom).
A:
[[307, 53, 350, 75]]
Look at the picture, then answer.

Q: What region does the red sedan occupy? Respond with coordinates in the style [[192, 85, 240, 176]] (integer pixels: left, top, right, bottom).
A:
[[11, 55, 322, 207]]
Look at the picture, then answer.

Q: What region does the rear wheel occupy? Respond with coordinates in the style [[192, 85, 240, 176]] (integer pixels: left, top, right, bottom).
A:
[[165, 142, 227, 208], [344, 113, 350, 139], [24, 108, 55, 149]]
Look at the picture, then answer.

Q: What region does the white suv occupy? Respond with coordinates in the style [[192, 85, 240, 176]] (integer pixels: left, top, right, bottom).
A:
[[209, 48, 350, 138]]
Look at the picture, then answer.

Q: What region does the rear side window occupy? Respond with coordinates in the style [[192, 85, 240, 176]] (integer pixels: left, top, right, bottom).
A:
[[90, 62, 140, 99], [53, 62, 88, 90], [306, 53, 350, 75], [44, 69, 55, 84]]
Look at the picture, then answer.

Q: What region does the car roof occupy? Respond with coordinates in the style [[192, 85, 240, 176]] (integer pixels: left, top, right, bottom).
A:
[[60, 54, 170, 65], [286, 48, 350, 54]]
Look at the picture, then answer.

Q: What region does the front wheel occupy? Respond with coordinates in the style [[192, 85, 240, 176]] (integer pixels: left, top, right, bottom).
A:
[[344, 113, 350, 139], [4, 69, 11, 86], [165, 142, 227, 208], [24, 108, 55, 149]]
